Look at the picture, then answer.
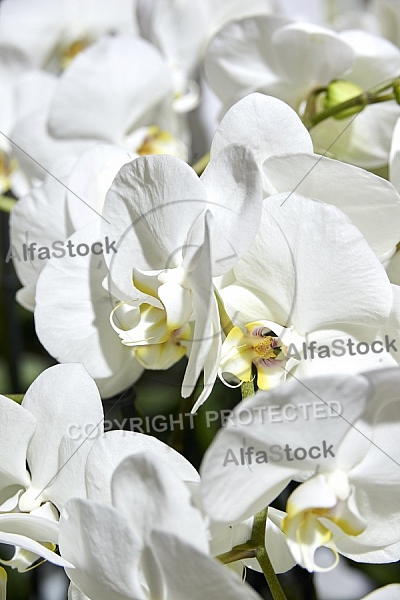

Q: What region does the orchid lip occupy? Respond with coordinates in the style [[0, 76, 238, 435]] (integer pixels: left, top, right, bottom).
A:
[[18, 486, 46, 513], [218, 320, 301, 389]]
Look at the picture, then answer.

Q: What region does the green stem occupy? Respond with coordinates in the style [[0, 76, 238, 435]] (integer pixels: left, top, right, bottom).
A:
[[368, 78, 400, 95], [217, 510, 288, 600], [241, 380, 255, 399], [0, 195, 16, 213], [216, 544, 256, 565], [302, 74, 400, 130], [307, 91, 395, 128], [303, 86, 327, 122], [250, 509, 288, 600]]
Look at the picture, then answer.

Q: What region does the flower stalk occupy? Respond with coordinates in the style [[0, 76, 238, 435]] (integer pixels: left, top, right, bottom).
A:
[[303, 76, 400, 129], [251, 509, 288, 600], [238, 376, 287, 598]]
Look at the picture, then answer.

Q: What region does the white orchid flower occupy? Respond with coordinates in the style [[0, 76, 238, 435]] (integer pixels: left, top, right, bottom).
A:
[[134, 0, 208, 113], [9, 34, 191, 308], [200, 368, 400, 572], [85, 428, 294, 577], [216, 190, 400, 389], [0, 363, 104, 573], [101, 147, 261, 407], [0, 0, 134, 194], [205, 17, 400, 167], [212, 93, 400, 269], [59, 452, 263, 600], [0, 0, 135, 73], [10, 35, 186, 187], [62, 410, 204, 600], [0, 6, 134, 195], [134, 0, 276, 113], [34, 143, 262, 404]]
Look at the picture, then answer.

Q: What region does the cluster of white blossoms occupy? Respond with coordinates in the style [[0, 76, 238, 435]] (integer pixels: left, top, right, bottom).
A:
[[2, 0, 400, 599]]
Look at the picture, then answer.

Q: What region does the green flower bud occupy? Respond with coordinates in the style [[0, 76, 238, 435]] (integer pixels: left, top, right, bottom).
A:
[[323, 80, 365, 120]]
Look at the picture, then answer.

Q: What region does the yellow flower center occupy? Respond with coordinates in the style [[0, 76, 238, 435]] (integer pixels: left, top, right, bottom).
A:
[[253, 336, 278, 359], [281, 474, 367, 572], [137, 126, 187, 160], [59, 38, 90, 70]]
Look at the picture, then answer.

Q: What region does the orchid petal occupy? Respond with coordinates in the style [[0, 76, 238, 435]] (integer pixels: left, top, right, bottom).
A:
[[200, 144, 263, 276], [34, 221, 143, 398], [68, 583, 90, 600], [21, 364, 103, 504], [340, 30, 400, 88], [234, 194, 392, 333], [389, 116, 400, 193], [205, 16, 292, 109], [11, 108, 89, 182], [0, 513, 71, 568], [111, 453, 208, 552], [150, 529, 263, 600], [101, 155, 207, 295], [182, 213, 221, 405], [48, 36, 172, 143], [0, 532, 69, 568], [135, 340, 187, 370], [293, 326, 398, 383], [0, 395, 35, 492], [210, 93, 313, 167], [158, 283, 193, 330], [263, 153, 400, 263], [272, 23, 354, 86], [85, 430, 200, 504], [59, 498, 144, 600], [136, 0, 208, 77], [10, 170, 73, 310], [200, 373, 369, 523], [66, 143, 137, 231], [0, 0, 134, 68], [362, 586, 400, 600]]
